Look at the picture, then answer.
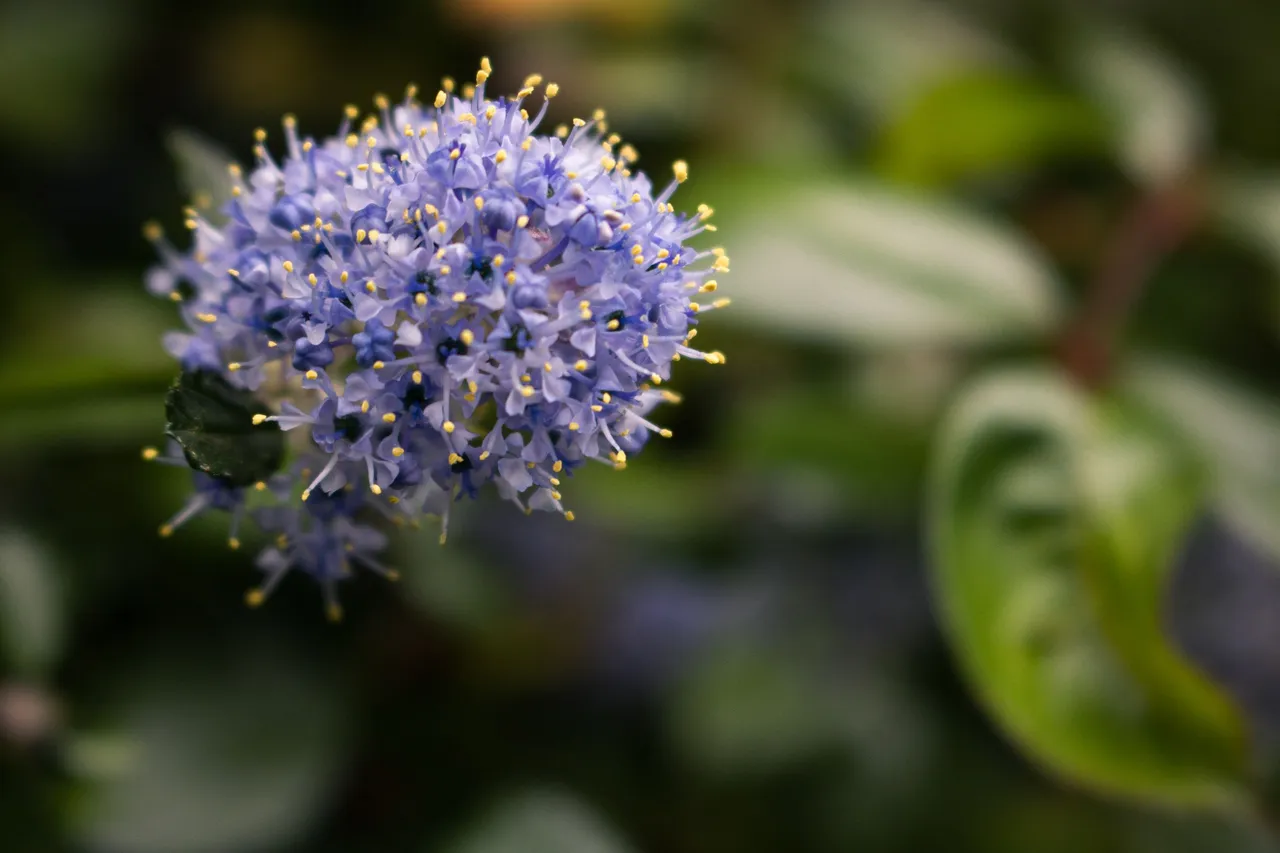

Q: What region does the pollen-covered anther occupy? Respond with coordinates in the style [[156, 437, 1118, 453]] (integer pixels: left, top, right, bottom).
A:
[[141, 447, 159, 461]]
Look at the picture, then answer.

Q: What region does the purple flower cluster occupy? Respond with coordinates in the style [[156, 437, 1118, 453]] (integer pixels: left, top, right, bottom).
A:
[[143, 60, 729, 617]]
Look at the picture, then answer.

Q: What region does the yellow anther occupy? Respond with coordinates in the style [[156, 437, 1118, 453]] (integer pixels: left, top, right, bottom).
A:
[[184, 218, 198, 230], [141, 447, 159, 461], [406, 83, 418, 99], [642, 334, 650, 348], [484, 105, 497, 120], [195, 312, 218, 323], [392, 446, 405, 458], [474, 196, 485, 210], [158, 524, 174, 538], [524, 73, 543, 87], [365, 281, 377, 293], [355, 229, 367, 243], [545, 82, 560, 98], [520, 386, 534, 398], [601, 392, 612, 403], [344, 104, 359, 119], [591, 405, 603, 413], [516, 214, 530, 228], [305, 369, 319, 380], [476, 69, 489, 84], [291, 229, 302, 241], [544, 362, 553, 372], [660, 428, 673, 438], [442, 420, 456, 434], [450, 148, 461, 160], [227, 362, 242, 372], [607, 319, 620, 331], [412, 370, 423, 384], [690, 302, 700, 313], [460, 329, 475, 345], [479, 451, 491, 461], [701, 280, 718, 292], [495, 149, 508, 164], [550, 477, 560, 486], [434, 89, 448, 108], [506, 271, 518, 284], [228, 537, 241, 550], [555, 125, 568, 138], [300, 490, 311, 502], [442, 76, 455, 93], [374, 93, 389, 109], [551, 490, 562, 500], [574, 360, 588, 371], [346, 133, 359, 148], [569, 422, 580, 431], [382, 413, 397, 423], [361, 400, 370, 414], [365, 135, 377, 149], [245, 588, 265, 607], [367, 228, 381, 242], [253, 127, 267, 142], [634, 256, 645, 265], [370, 484, 382, 495], [673, 160, 689, 182], [327, 603, 343, 623], [631, 245, 643, 256], [448, 453, 463, 465], [451, 291, 467, 303], [254, 481, 267, 491], [601, 156, 617, 172], [521, 138, 533, 151], [713, 298, 732, 309], [650, 373, 662, 384], [564, 511, 576, 522], [573, 118, 587, 128], [415, 293, 428, 306], [437, 220, 449, 233], [458, 112, 477, 125]]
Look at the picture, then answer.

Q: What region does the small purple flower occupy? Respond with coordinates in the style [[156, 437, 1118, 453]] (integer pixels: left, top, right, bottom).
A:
[[142, 61, 729, 616]]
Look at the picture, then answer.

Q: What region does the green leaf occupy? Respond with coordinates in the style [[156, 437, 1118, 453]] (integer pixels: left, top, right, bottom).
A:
[[0, 529, 64, 678], [445, 791, 634, 853], [876, 70, 1110, 187], [668, 641, 852, 777], [1069, 27, 1207, 186], [1211, 168, 1280, 332], [707, 175, 1064, 346], [929, 368, 1249, 809], [164, 371, 285, 487], [166, 130, 238, 226], [74, 653, 344, 853], [800, 0, 1012, 121], [1123, 356, 1280, 562]]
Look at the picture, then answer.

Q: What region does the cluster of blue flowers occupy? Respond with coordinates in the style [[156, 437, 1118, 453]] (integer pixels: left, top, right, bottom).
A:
[[143, 60, 729, 618]]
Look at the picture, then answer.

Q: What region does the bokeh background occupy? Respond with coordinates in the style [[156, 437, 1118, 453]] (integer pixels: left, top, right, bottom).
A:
[[2, 0, 1280, 850]]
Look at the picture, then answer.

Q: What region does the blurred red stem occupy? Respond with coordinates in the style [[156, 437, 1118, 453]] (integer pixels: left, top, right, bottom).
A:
[[1057, 174, 1205, 388]]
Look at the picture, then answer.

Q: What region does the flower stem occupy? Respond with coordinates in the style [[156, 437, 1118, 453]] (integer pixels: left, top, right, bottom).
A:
[[1057, 172, 1206, 388]]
